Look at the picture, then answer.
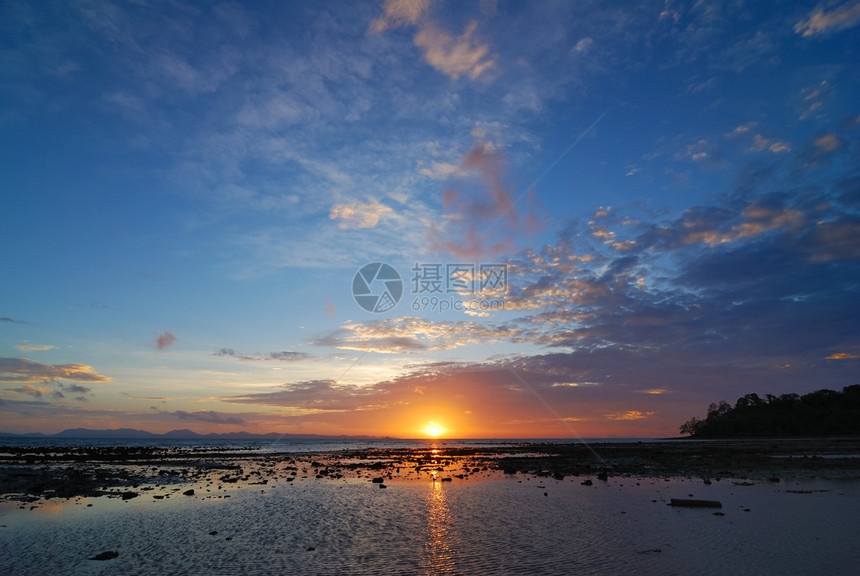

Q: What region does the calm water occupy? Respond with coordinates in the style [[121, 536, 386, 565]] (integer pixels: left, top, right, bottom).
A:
[[0, 436, 660, 454], [2, 438, 859, 574], [2, 474, 859, 574]]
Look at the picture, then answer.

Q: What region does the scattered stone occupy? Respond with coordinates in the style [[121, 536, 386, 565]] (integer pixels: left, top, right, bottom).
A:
[[371, 477, 384, 483], [581, 479, 593, 486], [669, 498, 722, 508], [597, 471, 608, 481], [306, 547, 315, 552], [121, 491, 138, 500], [89, 551, 119, 561], [440, 477, 452, 482], [183, 489, 195, 496], [209, 531, 218, 535]]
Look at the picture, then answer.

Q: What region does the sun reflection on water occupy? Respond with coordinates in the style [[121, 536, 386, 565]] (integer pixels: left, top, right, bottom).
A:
[[423, 480, 457, 574]]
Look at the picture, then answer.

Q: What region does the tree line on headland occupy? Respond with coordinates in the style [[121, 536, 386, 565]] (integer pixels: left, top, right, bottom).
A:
[[680, 385, 860, 437]]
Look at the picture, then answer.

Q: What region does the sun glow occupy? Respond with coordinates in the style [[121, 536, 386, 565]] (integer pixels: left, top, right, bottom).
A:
[[421, 421, 447, 438]]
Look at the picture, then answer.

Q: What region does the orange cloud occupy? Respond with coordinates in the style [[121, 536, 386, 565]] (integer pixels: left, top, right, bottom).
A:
[[825, 352, 858, 360]]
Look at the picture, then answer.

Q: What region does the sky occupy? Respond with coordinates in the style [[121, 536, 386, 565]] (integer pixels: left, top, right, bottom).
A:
[[1, 0, 858, 438]]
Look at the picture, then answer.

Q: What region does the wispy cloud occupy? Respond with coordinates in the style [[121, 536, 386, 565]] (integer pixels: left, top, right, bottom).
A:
[[795, 2, 860, 37], [15, 344, 55, 352], [429, 140, 545, 259], [370, 0, 495, 80], [214, 349, 310, 362], [168, 410, 245, 425]]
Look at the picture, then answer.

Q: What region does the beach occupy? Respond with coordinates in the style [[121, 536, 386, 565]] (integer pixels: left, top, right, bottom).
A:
[[2, 439, 859, 574]]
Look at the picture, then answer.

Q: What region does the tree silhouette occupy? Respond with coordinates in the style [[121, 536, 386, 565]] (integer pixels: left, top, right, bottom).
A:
[[680, 385, 860, 437]]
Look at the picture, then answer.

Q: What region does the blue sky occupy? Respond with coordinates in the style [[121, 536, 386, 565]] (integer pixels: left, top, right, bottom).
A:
[[1, 0, 858, 437]]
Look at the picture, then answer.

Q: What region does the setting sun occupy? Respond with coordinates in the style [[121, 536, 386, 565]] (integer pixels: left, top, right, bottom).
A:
[[421, 421, 447, 438]]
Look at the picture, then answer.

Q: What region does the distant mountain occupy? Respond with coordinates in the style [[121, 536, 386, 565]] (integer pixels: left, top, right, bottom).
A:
[[0, 427, 392, 440], [54, 428, 158, 439]]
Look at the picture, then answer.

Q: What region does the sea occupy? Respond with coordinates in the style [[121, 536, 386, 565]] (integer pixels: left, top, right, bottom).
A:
[[2, 437, 859, 575]]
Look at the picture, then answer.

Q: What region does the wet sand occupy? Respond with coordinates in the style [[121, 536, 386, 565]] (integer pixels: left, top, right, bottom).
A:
[[2, 437, 859, 504]]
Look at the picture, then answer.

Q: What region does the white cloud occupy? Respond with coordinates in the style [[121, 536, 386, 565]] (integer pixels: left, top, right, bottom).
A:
[[329, 200, 393, 229]]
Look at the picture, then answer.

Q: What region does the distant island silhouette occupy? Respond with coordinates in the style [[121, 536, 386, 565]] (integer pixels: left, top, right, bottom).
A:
[[681, 385, 860, 438], [0, 428, 393, 441]]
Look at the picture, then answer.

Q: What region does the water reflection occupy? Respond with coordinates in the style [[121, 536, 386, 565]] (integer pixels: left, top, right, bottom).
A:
[[423, 479, 458, 574]]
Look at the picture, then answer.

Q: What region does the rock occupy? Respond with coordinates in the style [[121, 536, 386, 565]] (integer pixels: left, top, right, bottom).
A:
[[597, 471, 608, 481], [183, 489, 195, 496], [669, 498, 722, 508], [371, 477, 384, 483], [440, 477, 452, 482], [581, 479, 593, 486], [306, 546, 315, 552], [379, 484, 387, 489], [209, 531, 218, 535], [121, 491, 138, 500], [89, 551, 119, 561]]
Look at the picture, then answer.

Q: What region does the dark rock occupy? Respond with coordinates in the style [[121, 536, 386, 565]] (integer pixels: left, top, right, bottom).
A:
[[669, 498, 722, 508], [597, 471, 608, 481], [371, 477, 384, 483], [581, 479, 593, 486], [440, 477, 452, 482], [209, 531, 218, 535], [183, 489, 195, 496], [89, 551, 119, 561], [306, 547, 315, 552], [121, 491, 138, 500]]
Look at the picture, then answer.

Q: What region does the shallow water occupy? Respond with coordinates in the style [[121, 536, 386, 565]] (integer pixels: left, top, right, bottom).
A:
[[1, 475, 858, 575]]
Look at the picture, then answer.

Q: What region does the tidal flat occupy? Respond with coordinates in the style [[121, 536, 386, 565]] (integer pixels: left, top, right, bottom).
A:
[[2, 439, 859, 574]]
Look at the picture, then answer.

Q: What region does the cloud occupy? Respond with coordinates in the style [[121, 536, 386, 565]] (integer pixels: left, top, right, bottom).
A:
[[169, 410, 245, 425], [156, 331, 176, 350], [15, 344, 55, 352], [751, 134, 791, 154], [413, 21, 496, 80], [369, 0, 430, 33], [370, 0, 495, 80], [6, 385, 54, 399], [312, 317, 520, 353], [826, 352, 858, 360], [214, 349, 310, 362], [329, 200, 392, 229], [222, 379, 372, 411], [794, 2, 860, 37], [0, 317, 25, 324], [0, 357, 111, 383], [428, 140, 546, 259]]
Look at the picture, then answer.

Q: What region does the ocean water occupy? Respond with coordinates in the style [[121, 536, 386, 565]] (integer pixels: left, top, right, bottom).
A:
[[0, 436, 655, 454], [2, 473, 859, 575]]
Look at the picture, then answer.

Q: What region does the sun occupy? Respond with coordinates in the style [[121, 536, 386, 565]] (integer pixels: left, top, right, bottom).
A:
[[421, 421, 447, 438]]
